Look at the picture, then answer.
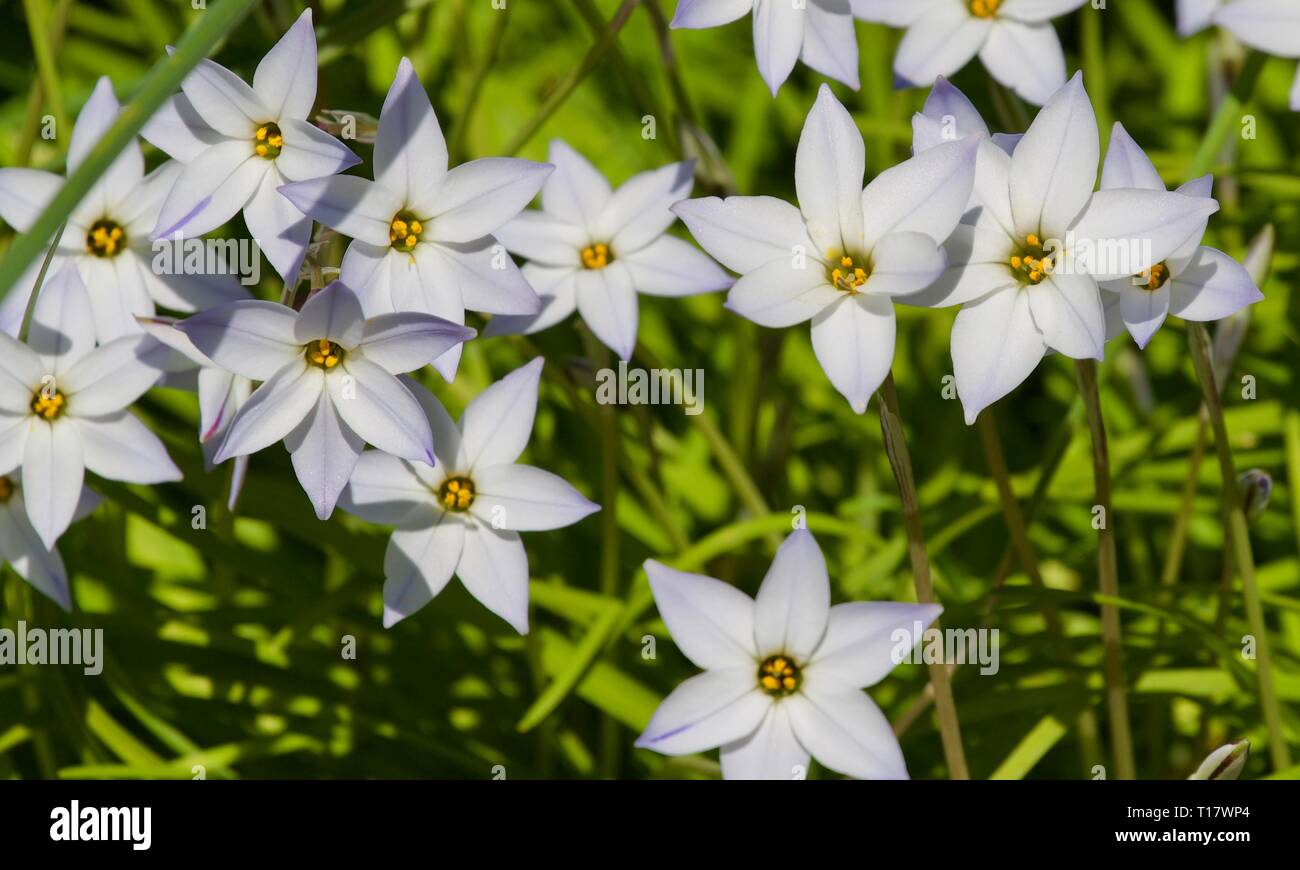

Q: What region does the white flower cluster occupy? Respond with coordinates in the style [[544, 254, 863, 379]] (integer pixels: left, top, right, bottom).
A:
[[0, 4, 1271, 780]]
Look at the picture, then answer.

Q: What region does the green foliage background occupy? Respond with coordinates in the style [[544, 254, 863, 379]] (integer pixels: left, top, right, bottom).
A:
[[0, 0, 1298, 780]]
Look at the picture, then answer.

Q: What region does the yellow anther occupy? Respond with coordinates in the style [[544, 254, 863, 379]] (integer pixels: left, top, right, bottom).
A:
[[1029, 270, 1042, 282], [85, 218, 127, 258], [1026, 233, 1040, 247], [829, 252, 869, 293], [305, 339, 344, 369], [580, 242, 611, 270], [253, 122, 283, 159], [31, 388, 66, 421], [840, 256, 854, 268], [0, 477, 12, 503], [389, 211, 424, 249], [1010, 255, 1022, 269], [968, 0, 1001, 18], [1142, 262, 1171, 291], [438, 476, 476, 512], [757, 654, 802, 697]]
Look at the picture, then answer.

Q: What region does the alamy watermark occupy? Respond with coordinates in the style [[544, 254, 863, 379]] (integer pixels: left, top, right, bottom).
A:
[[152, 233, 261, 286], [0, 621, 103, 675], [890, 622, 1000, 676], [595, 360, 703, 415]]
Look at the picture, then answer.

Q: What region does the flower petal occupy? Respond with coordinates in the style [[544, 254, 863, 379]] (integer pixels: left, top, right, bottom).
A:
[[725, 257, 837, 328], [383, 518, 464, 628], [176, 300, 302, 381], [645, 559, 758, 670], [978, 19, 1067, 107], [1213, 0, 1300, 57], [672, 0, 753, 28], [635, 668, 770, 754], [861, 136, 978, 252], [754, 529, 831, 661], [1010, 72, 1097, 238], [152, 139, 266, 239], [341, 449, 440, 528], [374, 57, 448, 213], [574, 262, 639, 361], [1027, 271, 1104, 359], [424, 158, 553, 244], [0, 333, 46, 415], [719, 703, 810, 780], [541, 140, 610, 229], [252, 9, 317, 122], [495, 210, 586, 267], [1169, 247, 1265, 322], [672, 195, 813, 274], [286, 391, 365, 519], [999, 0, 1089, 21], [1100, 121, 1165, 192], [294, 281, 366, 347], [796, 84, 865, 255], [799, 0, 860, 89], [73, 411, 181, 483], [29, 264, 96, 376], [69, 78, 143, 211], [893, 4, 990, 89], [356, 311, 476, 374], [179, 57, 266, 139], [422, 237, 542, 316], [0, 168, 62, 233], [139, 94, 224, 163], [852, 0, 948, 26], [22, 420, 84, 550], [595, 161, 695, 254], [865, 231, 947, 297], [278, 175, 403, 247], [621, 235, 733, 297], [810, 292, 896, 414], [916, 76, 990, 151], [1069, 188, 1220, 281], [808, 601, 943, 688], [214, 363, 322, 462], [274, 118, 359, 182], [0, 500, 71, 610], [458, 357, 543, 470], [904, 222, 1017, 308], [469, 463, 598, 532], [60, 335, 164, 415], [785, 684, 908, 779], [244, 167, 312, 283], [481, 266, 579, 338], [952, 286, 1045, 424], [328, 358, 433, 463], [457, 521, 531, 634], [752, 0, 806, 96], [1117, 281, 1171, 349]]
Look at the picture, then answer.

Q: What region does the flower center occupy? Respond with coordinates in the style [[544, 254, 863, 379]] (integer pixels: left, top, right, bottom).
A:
[[1009, 233, 1056, 286], [85, 218, 127, 258], [580, 243, 612, 270], [389, 211, 424, 250], [305, 339, 345, 369], [829, 252, 869, 293], [31, 387, 66, 421], [438, 476, 475, 512], [254, 122, 284, 159], [0, 477, 13, 503], [757, 654, 802, 697], [968, 0, 1001, 18], [1140, 261, 1171, 292]]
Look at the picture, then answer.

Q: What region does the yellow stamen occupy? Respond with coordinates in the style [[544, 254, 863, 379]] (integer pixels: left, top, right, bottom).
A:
[[757, 654, 802, 697], [1009, 233, 1055, 286], [389, 211, 424, 250], [1141, 262, 1171, 292], [305, 339, 344, 369], [438, 476, 476, 512], [253, 122, 283, 159], [85, 219, 127, 258], [31, 388, 66, 421], [829, 251, 869, 293], [580, 242, 611, 270], [968, 0, 1001, 18]]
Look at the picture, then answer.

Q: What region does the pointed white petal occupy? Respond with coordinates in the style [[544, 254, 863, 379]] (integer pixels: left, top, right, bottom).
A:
[[470, 463, 598, 532], [621, 235, 733, 297], [286, 392, 364, 520], [796, 84, 865, 254], [29, 264, 96, 376], [215, 363, 322, 461], [952, 286, 1045, 424], [383, 518, 464, 627], [240, 167, 311, 283], [919, 76, 990, 145], [0, 416, 29, 475], [893, 5, 990, 89], [21, 421, 84, 550], [861, 137, 978, 251], [864, 231, 947, 297], [274, 118, 359, 182], [999, 0, 1089, 21], [810, 293, 896, 413], [1100, 122, 1164, 192], [1169, 247, 1265, 321], [357, 311, 476, 374], [339, 241, 397, 315], [725, 258, 838, 328], [1069, 188, 1220, 281], [152, 140, 266, 239], [800, 0, 860, 89], [179, 57, 267, 139], [719, 704, 810, 780], [644, 559, 758, 670], [672, 0, 753, 29], [340, 450, 439, 528], [785, 684, 908, 778], [574, 262, 639, 361], [671, 195, 813, 274], [482, 266, 579, 337], [0, 333, 46, 415], [403, 376, 460, 470], [808, 601, 942, 688], [904, 222, 1018, 308], [398, 245, 468, 381], [252, 10, 317, 121], [541, 140, 610, 229], [277, 175, 402, 247], [978, 19, 1067, 107], [69, 79, 143, 210], [1027, 271, 1104, 359], [1010, 72, 1097, 238], [1213, 0, 1300, 57], [595, 161, 695, 254], [0, 501, 71, 610], [0, 168, 62, 233], [73, 411, 180, 483], [458, 357, 543, 470], [635, 668, 770, 754], [1177, 0, 1220, 36], [754, 529, 831, 660], [1117, 282, 1170, 349], [176, 300, 302, 381], [139, 94, 224, 163], [328, 359, 433, 463], [457, 521, 531, 634], [294, 281, 366, 347], [60, 335, 163, 415], [374, 57, 448, 213], [752, 0, 806, 95], [421, 237, 542, 316], [494, 210, 586, 267], [425, 158, 552, 244]]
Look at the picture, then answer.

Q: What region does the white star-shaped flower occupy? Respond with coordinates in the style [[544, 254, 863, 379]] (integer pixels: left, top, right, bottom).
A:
[[854, 0, 1088, 106], [339, 358, 600, 632], [909, 74, 1221, 423], [0, 473, 99, 611], [0, 78, 246, 342], [142, 10, 360, 282], [0, 266, 179, 549], [636, 529, 939, 779], [674, 84, 977, 413], [138, 316, 253, 510], [1097, 123, 1263, 349], [487, 141, 731, 360], [671, 0, 861, 96], [175, 281, 475, 520], [280, 57, 552, 381]]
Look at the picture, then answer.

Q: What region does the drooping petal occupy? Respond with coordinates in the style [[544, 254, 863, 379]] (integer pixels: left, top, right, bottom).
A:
[[214, 363, 322, 462], [456, 520, 531, 634], [356, 311, 476, 374], [808, 601, 943, 688], [719, 703, 810, 780], [752, 0, 807, 95], [861, 135, 978, 252], [753, 529, 831, 661], [1027, 271, 1105, 359], [152, 139, 267, 239], [796, 84, 865, 255], [294, 281, 366, 348], [620, 236, 733, 297], [469, 463, 598, 532], [893, 4, 991, 89], [1169, 247, 1265, 322], [277, 175, 403, 247], [383, 518, 465, 627], [644, 559, 758, 670], [252, 9, 318, 122], [977, 19, 1067, 107], [73, 411, 181, 483], [1100, 122, 1165, 192], [424, 158, 553, 244], [799, 0, 860, 90], [373, 57, 448, 214], [328, 359, 433, 463], [1009, 71, 1097, 239], [951, 285, 1046, 425], [671, 195, 814, 274], [635, 668, 770, 754], [863, 230, 947, 297], [176, 300, 302, 381], [809, 292, 896, 413], [595, 161, 695, 254], [21, 420, 84, 550], [340, 450, 440, 529], [574, 262, 640, 361], [457, 357, 543, 471], [286, 392, 365, 520], [785, 682, 908, 779]]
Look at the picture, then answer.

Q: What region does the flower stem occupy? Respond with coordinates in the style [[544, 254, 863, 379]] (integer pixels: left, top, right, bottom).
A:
[[1184, 49, 1266, 180], [17, 221, 66, 343], [1186, 322, 1291, 770], [1073, 359, 1136, 780], [877, 373, 969, 780]]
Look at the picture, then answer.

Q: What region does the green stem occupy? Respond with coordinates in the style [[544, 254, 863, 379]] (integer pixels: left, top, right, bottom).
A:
[[877, 374, 969, 780], [1074, 359, 1136, 780], [1081, 4, 1111, 164], [501, 0, 640, 156], [1184, 50, 1266, 180], [17, 221, 67, 343], [0, 0, 261, 300], [1187, 322, 1291, 771], [22, 0, 67, 142]]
